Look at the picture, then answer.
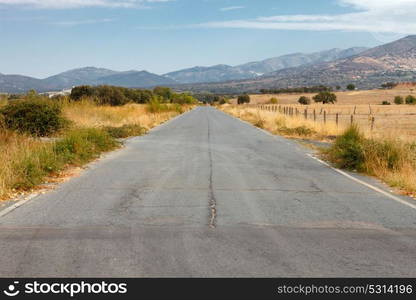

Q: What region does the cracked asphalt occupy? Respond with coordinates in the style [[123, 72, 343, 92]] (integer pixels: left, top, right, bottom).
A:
[[0, 106, 416, 277]]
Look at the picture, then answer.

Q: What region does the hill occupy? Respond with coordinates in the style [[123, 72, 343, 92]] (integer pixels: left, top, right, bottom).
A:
[[180, 35, 416, 93], [164, 47, 367, 84]]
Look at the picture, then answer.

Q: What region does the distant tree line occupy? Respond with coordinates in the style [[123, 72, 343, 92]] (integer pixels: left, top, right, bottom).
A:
[[70, 85, 197, 106], [259, 85, 332, 94], [192, 93, 231, 104]]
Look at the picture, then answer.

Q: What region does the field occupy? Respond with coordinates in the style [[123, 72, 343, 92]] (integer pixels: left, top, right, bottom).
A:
[[234, 87, 416, 140]]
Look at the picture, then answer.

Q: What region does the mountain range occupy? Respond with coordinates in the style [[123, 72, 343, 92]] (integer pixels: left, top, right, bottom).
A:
[[0, 47, 368, 94], [180, 35, 416, 93], [164, 47, 367, 84], [1, 35, 416, 94]]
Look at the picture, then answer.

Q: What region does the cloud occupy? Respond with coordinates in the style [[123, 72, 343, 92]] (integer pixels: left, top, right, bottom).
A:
[[220, 6, 244, 12], [198, 0, 416, 35], [51, 18, 115, 26], [0, 0, 171, 9]]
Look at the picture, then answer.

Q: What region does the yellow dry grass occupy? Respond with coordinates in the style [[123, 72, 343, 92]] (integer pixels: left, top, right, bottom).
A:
[[0, 130, 53, 200], [222, 104, 416, 196], [223, 106, 347, 141], [62, 100, 183, 130], [0, 100, 193, 200], [246, 87, 416, 105]]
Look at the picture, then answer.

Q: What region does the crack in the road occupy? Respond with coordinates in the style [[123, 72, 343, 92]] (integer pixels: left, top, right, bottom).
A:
[[207, 115, 217, 229]]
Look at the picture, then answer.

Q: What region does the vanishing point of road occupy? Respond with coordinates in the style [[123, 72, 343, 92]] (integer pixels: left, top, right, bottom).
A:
[[0, 107, 415, 277]]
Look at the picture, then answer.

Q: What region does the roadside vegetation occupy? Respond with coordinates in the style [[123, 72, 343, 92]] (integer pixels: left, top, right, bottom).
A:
[[221, 98, 416, 196], [0, 87, 196, 200]]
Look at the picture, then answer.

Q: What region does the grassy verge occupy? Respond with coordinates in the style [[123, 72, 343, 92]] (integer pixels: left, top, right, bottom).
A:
[[325, 126, 416, 195], [221, 106, 344, 140], [0, 101, 192, 200], [221, 105, 416, 196], [0, 128, 118, 198]]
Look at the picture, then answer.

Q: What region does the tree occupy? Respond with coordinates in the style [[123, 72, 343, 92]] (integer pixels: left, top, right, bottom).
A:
[[237, 94, 250, 104], [336, 85, 341, 90], [346, 84, 356, 91], [394, 96, 404, 105], [313, 91, 337, 104], [70, 85, 94, 100], [405, 95, 416, 104], [153, 87, 173, 102], [298, 96, 311, 105]]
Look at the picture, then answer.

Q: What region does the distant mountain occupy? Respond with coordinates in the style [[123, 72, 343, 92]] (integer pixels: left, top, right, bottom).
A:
[[0, 67, 177, 93], [98, 70, 176, 88], [164, 64, 252, 84], [43, 67, 118, 90], [179, 36, 416, 93], [164, 47, 368, 84], [0, 73, 47, 94]]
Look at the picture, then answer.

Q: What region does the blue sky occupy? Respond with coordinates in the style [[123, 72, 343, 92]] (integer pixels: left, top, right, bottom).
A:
[[0, 0, 414, 78]]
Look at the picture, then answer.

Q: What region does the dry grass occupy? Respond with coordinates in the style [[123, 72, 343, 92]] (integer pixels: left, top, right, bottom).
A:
[[0, 130, 54, 199], [0, 100, 193, 200], [222, 106, 346, 140], [244, 87, 416, 105], [222, 104, 416, 196], [62, 100, 185, 130]]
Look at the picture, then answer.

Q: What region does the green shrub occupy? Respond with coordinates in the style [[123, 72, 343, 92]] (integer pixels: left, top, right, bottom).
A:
[[313, 91, 337, 104], [0, 99, 68, 137], [103, 124, 146, 139], [394, 96, 404, 105], [381, 101, 391, 105], [298, 96, 311, 105], [269, 97, 279, 104], [405, 95, 416, 104], [146, 97, 168, 113], [237, 94, 250, 104], [328, 125, 365, 170], [54, 128, 118, 165]]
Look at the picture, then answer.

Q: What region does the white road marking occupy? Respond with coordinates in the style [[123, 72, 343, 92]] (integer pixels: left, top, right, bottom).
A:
[[307, 153, 416, 210], [0, 194, 39, 218]]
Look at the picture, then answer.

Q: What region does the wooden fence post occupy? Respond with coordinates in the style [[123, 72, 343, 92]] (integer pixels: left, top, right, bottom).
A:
[[351, 115, 354, 124], [313, 109, 316, 122], [371, 116, 375, 131], [336, 113, 339, 127]]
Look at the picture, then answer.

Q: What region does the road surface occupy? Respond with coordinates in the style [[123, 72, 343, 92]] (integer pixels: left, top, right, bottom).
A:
[[0, 107, 416, 277]]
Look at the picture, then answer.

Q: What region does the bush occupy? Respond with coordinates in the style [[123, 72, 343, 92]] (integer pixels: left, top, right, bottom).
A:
[[146, 97, 168, 113], [394, 96, 404, 105], [237, 94, 250, 104], [298, 96, 311, 105], [70, 85, 95, 101], [328, 125, 365, 170], [405, 95, 416, 104], [313, 92, 337, 104], [269, 97, 279, 104], [346, 84, 356, 91], [0, 99, 68, 137], [381, 101, 391, 105], [54, 128, 118, 165]]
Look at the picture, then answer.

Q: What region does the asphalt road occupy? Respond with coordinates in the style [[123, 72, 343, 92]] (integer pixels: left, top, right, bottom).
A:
[[1, 106, 416, 277]]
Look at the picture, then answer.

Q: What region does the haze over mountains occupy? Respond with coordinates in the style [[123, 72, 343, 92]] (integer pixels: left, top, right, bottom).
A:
[[1, 36, 416, 94]]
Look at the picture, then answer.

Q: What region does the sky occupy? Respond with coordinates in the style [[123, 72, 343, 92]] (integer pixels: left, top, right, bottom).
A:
[[0, 0, 415, 78]]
